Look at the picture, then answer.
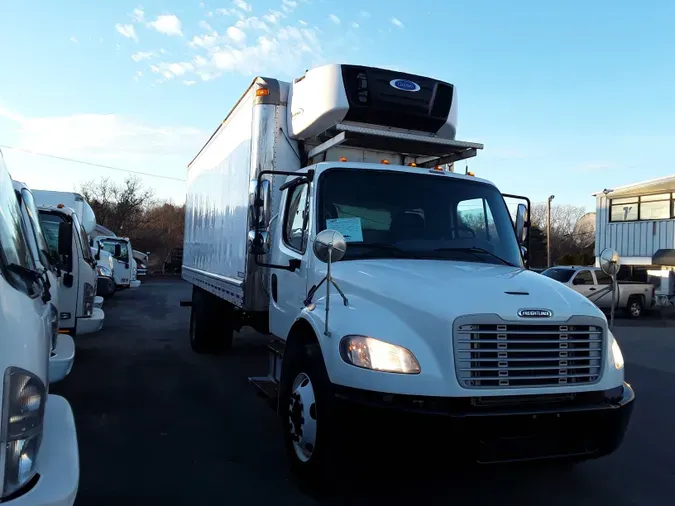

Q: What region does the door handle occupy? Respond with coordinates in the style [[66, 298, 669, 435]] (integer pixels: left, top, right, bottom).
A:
[[589, 287, 596, 291]]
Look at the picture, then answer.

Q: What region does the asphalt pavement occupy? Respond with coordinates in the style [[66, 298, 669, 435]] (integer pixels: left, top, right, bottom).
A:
[[53, 277, 675, 506]]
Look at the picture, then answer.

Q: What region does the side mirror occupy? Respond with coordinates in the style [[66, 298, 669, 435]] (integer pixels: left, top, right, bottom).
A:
[[514, 203, 528, 244], [95, 242, 101, 260], [313, 229, 347, 263], [248, 230, 270, 255], [146, 251, 151, 257], [114, 244, 122, 257], [599, 248, 621, 276], [63, 272, 74, 288], [58, 222, 73, 256]]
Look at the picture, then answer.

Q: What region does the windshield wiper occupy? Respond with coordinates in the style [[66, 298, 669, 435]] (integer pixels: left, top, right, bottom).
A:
[[432, 247, 516, 266], [7, 264, 51, 302]]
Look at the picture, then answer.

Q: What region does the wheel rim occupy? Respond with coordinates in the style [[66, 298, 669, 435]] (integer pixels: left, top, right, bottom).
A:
[[288, 372, 318, 463], [630, 303, 641, 317]]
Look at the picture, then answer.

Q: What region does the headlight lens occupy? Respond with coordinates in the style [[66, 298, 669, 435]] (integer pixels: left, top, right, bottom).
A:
[[340, 336, 421, 374], [96, 265, 112, 277], [2, 368, 46, 497], [83, 282, 95, 316], [611, 336, 624, 370]]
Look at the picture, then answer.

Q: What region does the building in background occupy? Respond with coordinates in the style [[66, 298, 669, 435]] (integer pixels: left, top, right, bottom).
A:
[[593, 175, 675, 304]]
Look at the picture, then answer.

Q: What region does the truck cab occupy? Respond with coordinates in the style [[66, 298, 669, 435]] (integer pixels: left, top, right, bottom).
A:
[[0, 152, 79, 504], [12, 181, 75, 384], [93, 236, 141, 289], [37, 205, 104, 336], [183, 64, 634, 485]]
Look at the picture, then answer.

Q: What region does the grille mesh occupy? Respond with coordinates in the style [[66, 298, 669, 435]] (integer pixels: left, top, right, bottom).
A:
[[454, 320, 604, 388]]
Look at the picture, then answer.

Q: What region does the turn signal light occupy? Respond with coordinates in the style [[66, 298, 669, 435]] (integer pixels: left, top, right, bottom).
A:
[[256, 88, 270, 97]]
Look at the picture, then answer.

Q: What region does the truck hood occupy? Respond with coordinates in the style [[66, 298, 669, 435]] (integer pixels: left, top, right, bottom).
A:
[[329, 259, 604, 324]]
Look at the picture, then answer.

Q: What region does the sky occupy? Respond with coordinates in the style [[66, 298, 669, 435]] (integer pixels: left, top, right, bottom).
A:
[[0, 0, 673, 211]]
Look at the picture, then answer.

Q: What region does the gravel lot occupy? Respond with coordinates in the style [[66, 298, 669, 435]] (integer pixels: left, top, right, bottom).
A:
[[53, 277, 675, 506]]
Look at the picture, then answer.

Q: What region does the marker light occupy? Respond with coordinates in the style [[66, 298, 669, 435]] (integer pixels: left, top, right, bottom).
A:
[[433, 165, 443, 171], [339, 157, 348, 162], [381, 159, 390, 165], [407, 162, 417, 167], [467, 171, 475, 177], [256, 87, 270, 97], [57, 204, 64, 208]]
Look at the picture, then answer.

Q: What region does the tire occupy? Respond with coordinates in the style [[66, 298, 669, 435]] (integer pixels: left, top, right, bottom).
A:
[[280, 342, 338, 492], [626, 297, 643, 319], [189, 287, 234, 354]]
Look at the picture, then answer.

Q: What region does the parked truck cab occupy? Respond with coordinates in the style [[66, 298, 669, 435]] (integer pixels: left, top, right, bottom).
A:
[[183, 64, 634, 485], [0, 152, 79, 504], [13, 181, 75, 384], [93, 236, 141, 289], [37, 205, 104, 336]]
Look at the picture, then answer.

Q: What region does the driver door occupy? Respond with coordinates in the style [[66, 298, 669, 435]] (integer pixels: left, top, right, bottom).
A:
[[269, 180, 311, 340]]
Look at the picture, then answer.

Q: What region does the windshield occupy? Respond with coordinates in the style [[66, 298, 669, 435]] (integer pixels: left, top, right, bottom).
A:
[[100, 239, 129, 262], [20, 189, 53, 270], [316, 168, 523, 266], [541, 268, 575, 282], [39, 211, 71, 271], [72, 213, 92, 261]]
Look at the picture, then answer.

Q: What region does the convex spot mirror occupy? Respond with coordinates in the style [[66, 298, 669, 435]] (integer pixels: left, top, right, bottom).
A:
[[314, 230, 347, 263], [599, 248, 621, 277]]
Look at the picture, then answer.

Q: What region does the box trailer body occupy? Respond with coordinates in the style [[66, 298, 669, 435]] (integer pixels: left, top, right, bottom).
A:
[[182, 64, 634, 484], [0, 151, 79, 505]]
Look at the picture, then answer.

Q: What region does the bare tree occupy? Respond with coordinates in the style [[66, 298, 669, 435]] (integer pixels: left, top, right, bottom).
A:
[[530, 203, 593, 265]]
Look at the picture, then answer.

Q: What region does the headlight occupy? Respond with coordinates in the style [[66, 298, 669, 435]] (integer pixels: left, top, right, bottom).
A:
[[2, 368, 46, 497], [83, 282, 95, 316], [340, 336, 421, 374], [611, 335, 624, 370], [49, 303, 58, 353], [96, 265, 112, 277]]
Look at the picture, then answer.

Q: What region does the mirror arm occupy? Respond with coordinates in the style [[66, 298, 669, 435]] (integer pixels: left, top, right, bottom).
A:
[[253, 255, 299, 272]]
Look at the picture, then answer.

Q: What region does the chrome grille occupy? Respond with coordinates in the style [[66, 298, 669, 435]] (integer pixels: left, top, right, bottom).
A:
[[454, 319, 604, 388]]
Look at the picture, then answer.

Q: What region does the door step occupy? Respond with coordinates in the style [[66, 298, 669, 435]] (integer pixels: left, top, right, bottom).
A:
[[248, 339, 285, 410]]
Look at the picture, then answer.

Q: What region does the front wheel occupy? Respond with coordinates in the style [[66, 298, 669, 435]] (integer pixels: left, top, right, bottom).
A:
[[281, 343, 338, 491]]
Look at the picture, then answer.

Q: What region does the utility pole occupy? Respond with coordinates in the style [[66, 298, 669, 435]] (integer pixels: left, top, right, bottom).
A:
[[547, 195, 555, 267]]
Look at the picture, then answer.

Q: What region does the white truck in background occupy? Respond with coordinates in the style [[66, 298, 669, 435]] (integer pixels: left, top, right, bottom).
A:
[[183, 64, 634, 486], [36, 204, 104, 336], [0, 151, 79, 504], [92, 235, 141, 289], [12, 181, 75, 384]]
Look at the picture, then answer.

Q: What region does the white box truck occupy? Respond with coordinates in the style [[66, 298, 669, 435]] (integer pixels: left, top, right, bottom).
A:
[[182, 64, 634, 484], [13, 181, 75, 384], [0, 151, 79, 504]]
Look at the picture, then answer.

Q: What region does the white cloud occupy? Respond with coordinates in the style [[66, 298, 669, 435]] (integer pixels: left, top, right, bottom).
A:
[[282, 0, 298, 12], [216, 7, 245, 19], [200, 1, 205, 7], [350, 22, 359, 29], [199, 20, 214, 32], [359, 11, 370, 18], [131, 51, 155, 62], [391, 17, 404, 28], [263, 10, 283, 23], [136, 70, 143, 77], [183, 80, 197, 86], [0, 107, 204, 160], [329, 14, 340, 24], [132, 7, 144, 23], [233, 0, 252, 11], [147, 15, 183, 36], [226, 26, 247, 43], [115, 24, 138, 42], [70, 36, 79, 43], [298, 19, 308, 26]]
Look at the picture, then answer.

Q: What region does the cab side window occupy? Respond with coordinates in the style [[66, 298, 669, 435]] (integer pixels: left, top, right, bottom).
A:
[[0, 162, 38, 296], [573, 270, 594, 285], [283, 183, 309, 253]]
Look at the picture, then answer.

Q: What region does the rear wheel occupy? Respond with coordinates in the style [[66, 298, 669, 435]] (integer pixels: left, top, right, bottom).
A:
[[189, 287, 234, 354], [281, 342, 338, 492], [626, 297, 644, 318]]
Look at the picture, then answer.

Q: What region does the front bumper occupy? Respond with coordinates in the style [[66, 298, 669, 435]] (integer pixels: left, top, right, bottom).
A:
[[49, 334, 75, 384], [130, 280, 141, 288], [6, 395, 79, 505], [333, 382, 635, 463], [76, 308, 104, 335]]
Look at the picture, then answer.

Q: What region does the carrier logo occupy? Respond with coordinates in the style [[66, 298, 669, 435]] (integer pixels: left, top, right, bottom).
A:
[[517, 308, 553, 318], [389, 79, 421, 92]]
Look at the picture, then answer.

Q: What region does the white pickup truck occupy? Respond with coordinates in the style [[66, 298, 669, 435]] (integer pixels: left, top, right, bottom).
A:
[[541, 266, 655, 318]]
